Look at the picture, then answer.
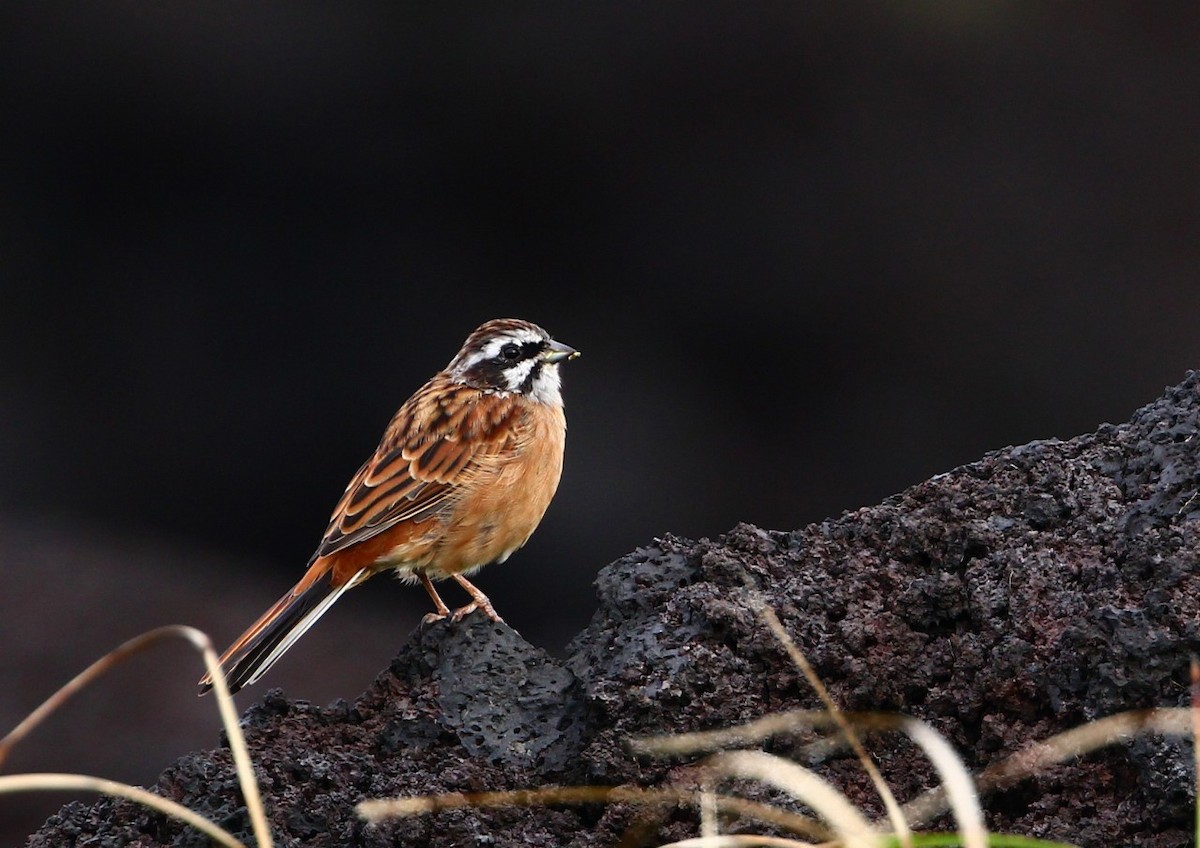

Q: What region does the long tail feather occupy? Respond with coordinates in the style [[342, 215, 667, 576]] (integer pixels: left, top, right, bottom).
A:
[[199, 568, 366, 695]]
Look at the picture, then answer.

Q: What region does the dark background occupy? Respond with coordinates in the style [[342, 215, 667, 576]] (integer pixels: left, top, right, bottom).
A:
[[2, 3, 1198, 842]]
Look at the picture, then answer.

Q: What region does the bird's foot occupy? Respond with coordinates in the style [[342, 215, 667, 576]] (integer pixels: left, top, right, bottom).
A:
[[450, 600, 504, 623], [421, 610, 449, 625]]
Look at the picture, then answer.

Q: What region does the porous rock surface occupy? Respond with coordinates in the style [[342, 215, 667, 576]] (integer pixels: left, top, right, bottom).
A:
[[28, 376, 1200, 846]]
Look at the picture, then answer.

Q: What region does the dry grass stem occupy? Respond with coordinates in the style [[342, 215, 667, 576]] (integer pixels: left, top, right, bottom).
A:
[[756, 603, 912, 848], [357, 598, 1193, 847], [902, 707, 1192, 826], [630, 709, 849, 757], [632, 710, 1008, 759], [0, 772, 246, 848], [704, 750, 878, 848], [0, 625, 272, 848], [0, 627, 181, 767], [357, 784, 825, 838], [189, 626, 273, 848], [700, 778, 719, 838], [639, 704, 1193, 838], [899, 719, 986, 848]]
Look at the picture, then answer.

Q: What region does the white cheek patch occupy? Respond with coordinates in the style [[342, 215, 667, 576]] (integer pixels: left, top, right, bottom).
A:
[[502, 358, 537, 392], [528, 363, 563, 407]]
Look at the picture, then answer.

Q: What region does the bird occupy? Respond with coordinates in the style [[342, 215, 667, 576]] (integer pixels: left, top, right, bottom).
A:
[[199, 318, 579, 695]]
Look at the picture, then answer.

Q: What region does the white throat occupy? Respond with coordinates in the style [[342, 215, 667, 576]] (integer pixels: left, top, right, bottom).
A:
[[527, 362, 564, 407]]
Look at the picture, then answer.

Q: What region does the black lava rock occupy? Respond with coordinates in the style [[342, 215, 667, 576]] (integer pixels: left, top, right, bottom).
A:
[[27, 375, 1200, 846]]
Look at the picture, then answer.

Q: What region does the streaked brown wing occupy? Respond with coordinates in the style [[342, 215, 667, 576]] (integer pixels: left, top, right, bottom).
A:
[[313, 447, 467, 558], [311, 383, 520, 561]]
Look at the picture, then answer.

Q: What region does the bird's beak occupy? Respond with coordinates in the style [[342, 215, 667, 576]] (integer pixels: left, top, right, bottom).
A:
[[541, 339, 580, 364]]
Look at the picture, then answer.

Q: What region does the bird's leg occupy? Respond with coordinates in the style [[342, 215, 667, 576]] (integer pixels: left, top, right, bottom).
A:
[[449, 574, 503, 623], [419, 572, 452, 624]]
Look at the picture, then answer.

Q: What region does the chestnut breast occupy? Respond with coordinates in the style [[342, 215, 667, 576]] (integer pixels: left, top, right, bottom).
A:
[[423, 399, 566, 577]]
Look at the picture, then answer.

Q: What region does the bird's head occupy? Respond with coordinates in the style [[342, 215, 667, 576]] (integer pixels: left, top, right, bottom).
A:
[[448, 318, 579, 405]]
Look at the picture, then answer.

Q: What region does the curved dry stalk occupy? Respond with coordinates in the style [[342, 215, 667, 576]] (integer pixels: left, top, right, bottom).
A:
[[631, 711, 921, 760], [699, 778, 718, 838], [755, 603, 913, 848], [0, 627, 181, 766], [902, 707, 1192, 826], [634, 709, 987, 844], [185, 625, 273, 848], [0, 772, 245, 848], [0, 624, 272, 848], [357, 784, 826, 839], [705, 750, 878, 848], [900, 719, 986, 848], [638, 699, 1182, 847], [629, 709, 839, 758]]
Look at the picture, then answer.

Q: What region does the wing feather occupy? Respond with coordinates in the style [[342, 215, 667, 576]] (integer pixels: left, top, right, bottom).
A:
[[311, 380, 520, 561]]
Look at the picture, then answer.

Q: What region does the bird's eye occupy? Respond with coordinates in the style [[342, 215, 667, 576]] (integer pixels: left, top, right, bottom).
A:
[[500, 342, 521, 361]]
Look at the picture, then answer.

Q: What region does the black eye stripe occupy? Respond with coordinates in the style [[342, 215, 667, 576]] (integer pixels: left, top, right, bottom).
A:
[[497, 339, 545, 363]]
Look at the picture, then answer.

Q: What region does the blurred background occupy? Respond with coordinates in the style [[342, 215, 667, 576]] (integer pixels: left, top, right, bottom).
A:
[[2, 2, 1198, 841]]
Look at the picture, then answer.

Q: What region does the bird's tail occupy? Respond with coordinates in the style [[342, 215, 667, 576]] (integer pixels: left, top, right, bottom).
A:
[[198, 568, 367, 695]]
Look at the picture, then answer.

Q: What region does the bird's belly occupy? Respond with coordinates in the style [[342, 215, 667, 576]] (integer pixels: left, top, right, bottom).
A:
[[426, 443, 563, 577], [370, 404, 566, 582]]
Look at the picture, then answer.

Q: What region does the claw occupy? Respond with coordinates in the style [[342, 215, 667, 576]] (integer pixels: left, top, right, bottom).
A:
[[449, 573, 504, 623], [450, 600, 503, 623]]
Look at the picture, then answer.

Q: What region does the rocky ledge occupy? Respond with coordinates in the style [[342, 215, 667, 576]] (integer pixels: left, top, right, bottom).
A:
[[29, 375, 1200, 846]]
